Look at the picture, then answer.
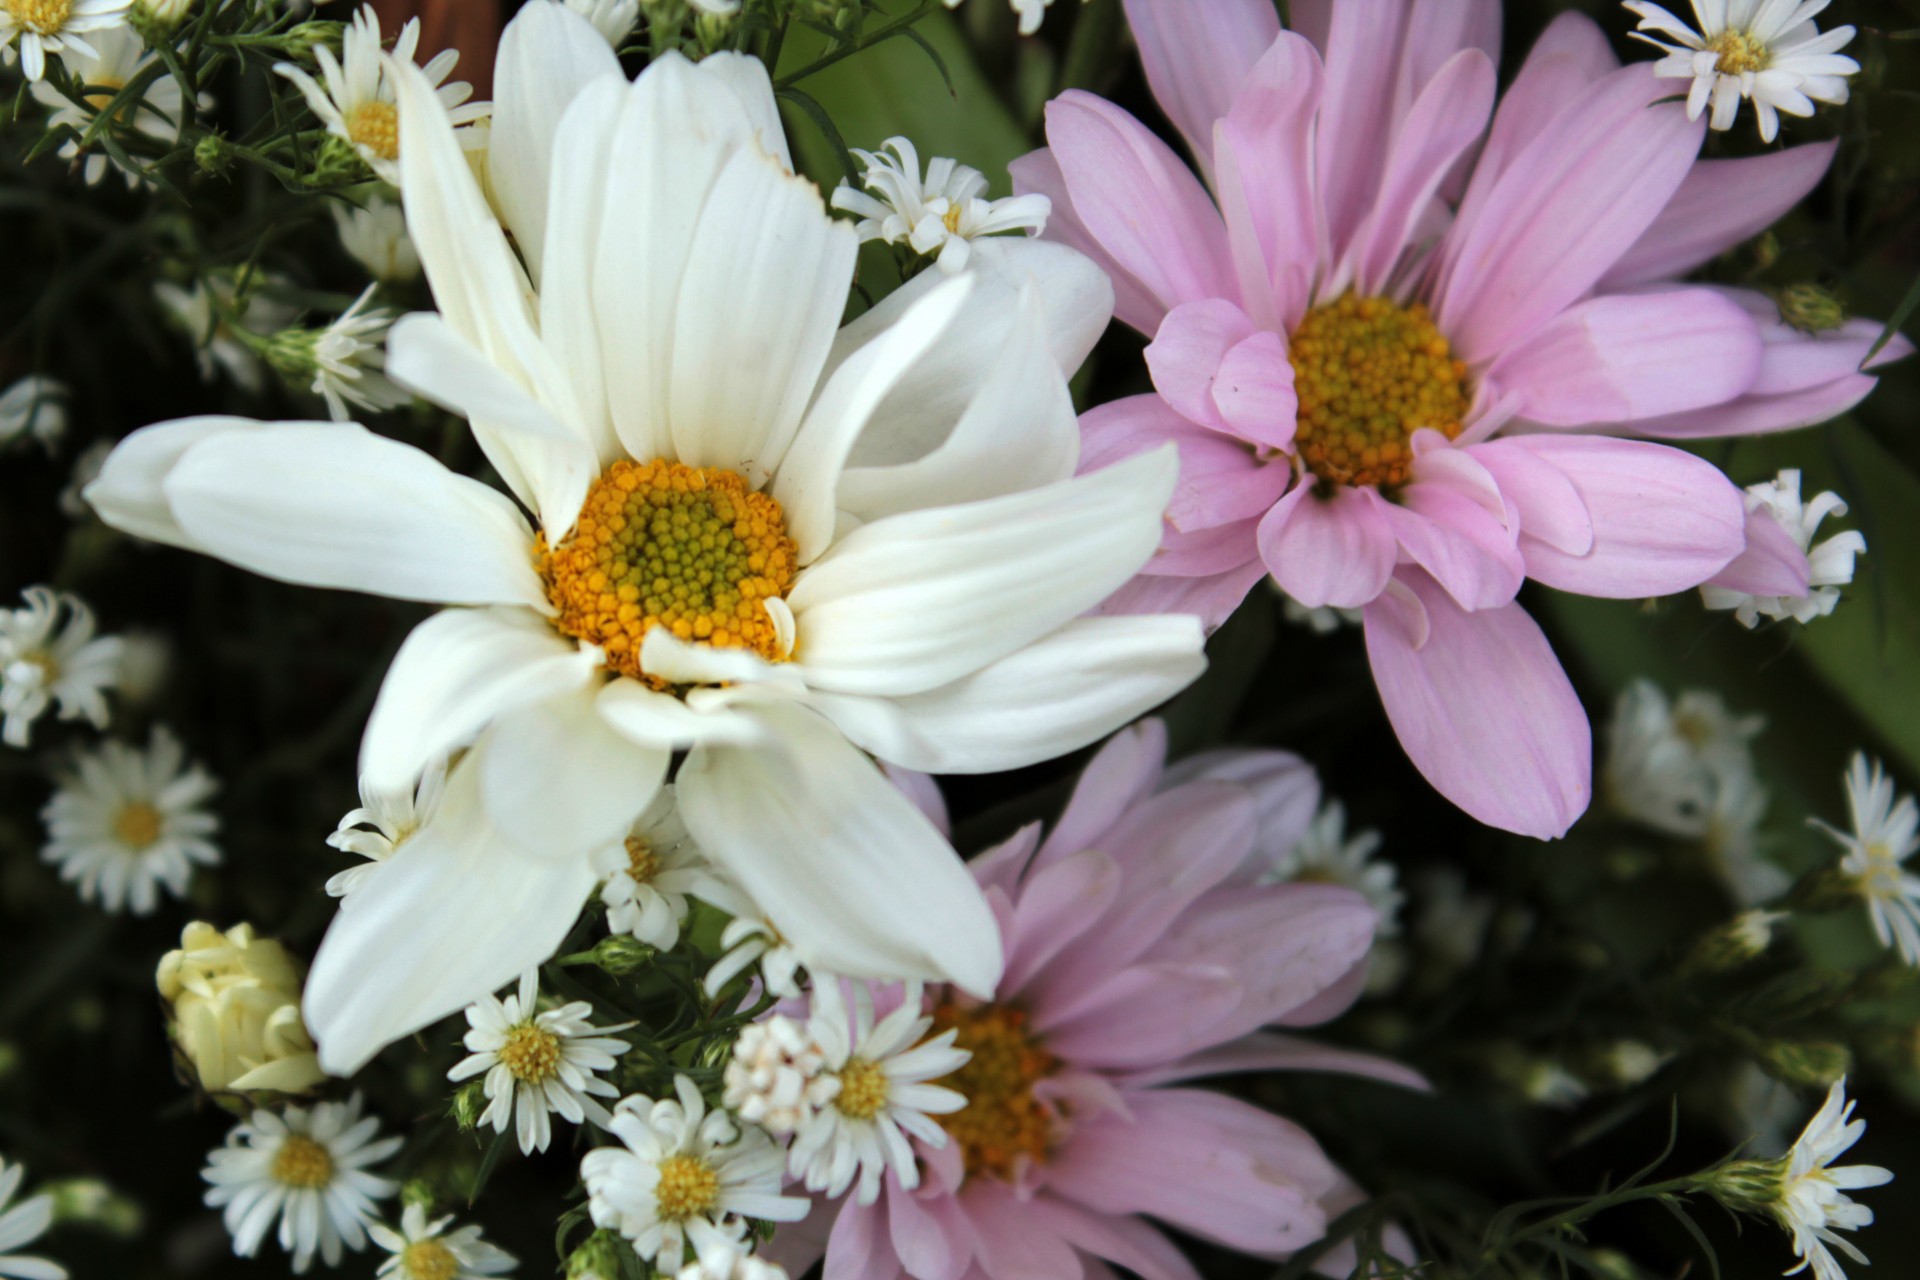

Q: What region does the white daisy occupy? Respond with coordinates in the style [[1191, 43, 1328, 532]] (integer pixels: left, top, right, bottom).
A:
[[29, 24, 188, 187], [40, 725, 220, 915], [786, 980, 967, 1204], [202, 1093, 402, 1274], [832, 136, 1051, 274], [1702, 470, 1864, 628], [333, 192, 421, 283], [280, 283, 409, 421], [592, 787, 739, 951], [87, 1, 1196, 1077], [705, 916, 804, 1000], [0, 1158, 66, 1280], [0, 586, 121, 748], [1605, 679, 1764, 839], [1261, 798, 1402, 936], [675, 1238, 788, 1280], [1811, 754, 1920, 967], [0, 376, 66, 452], [275, 5, 487, 185], [0, 0, 130, 83], [721, 1015, 837, 1137], [154, 275, 297, 394], [1626, 0, 1858, 142], [447, 970, 631, 1154], [581, 1075, 806, 1273], [370, 1203, 516, 1279], [563, 0, 637, 47], [1768, 1078, 1891, 1280], [326, 756, 447, 898]]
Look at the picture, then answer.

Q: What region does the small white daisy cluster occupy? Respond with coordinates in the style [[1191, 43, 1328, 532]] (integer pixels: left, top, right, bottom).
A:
[[592, 788, 740, 953], [833, 136, 1051, 274], [28, 24, 195, 189], [1626, 0, 1859, 141], [1812, 753, 1920, 968], [371, 1203, 517, 1280], [1604, 680, 1786, 905], [0, 586, 120, 748], [1703, 470, 1865, 629], [0, 1157, 66, 1280]]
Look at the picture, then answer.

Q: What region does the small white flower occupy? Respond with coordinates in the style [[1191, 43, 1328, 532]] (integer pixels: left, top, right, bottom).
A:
[[332, 193, 420, 283], [593, 788, 739, 952], [580, 1075, 807, 1273], [1812, 754, 1920, 967], [326, 757, 447, 898], [705, 916, 804, 1000], [370, 1203, 516, 1280], [1606, 679, 1763, 838], [1626, 0, 1858, 142], [831, 136, 1050, 274], [1703, 470, 1864, 628], [562, 0, 637, 46], [0, 376, 66, 451], [154, 275, 297, 394], [721, 1016, 837, 1138], [275, 5, 487, 184], [0, 586, 121, 747], [29, 24, 190, 187], [675, 1238, 788, 1280], [1522, 1061, 1589, 1109], [1772, 1077, 1892, 1280], [279, 283, 408, 422], [201, 1093, 401, 1274], [41, 725, 220, 915], [939, 0, 1054, 37], [787, 981, 967, 1205], [0, 1157, 67, 1280], [1261, 799, 1402, 935], [447, 970, 631, 1155], [0, 0, 130, 83]]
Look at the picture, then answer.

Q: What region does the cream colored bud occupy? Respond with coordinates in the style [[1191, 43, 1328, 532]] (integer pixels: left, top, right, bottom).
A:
[[157, 922, 324, 1095]]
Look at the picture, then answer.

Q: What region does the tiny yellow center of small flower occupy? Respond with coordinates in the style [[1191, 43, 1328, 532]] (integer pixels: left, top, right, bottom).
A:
[[82, 75, 127, 114], [941, 203, 965, 234], [498, 1022, 562, 1084], [400, 1239, 459, 1280], [270, 1134, 334, 1189], [834, 1058, 891, 1121], [1291, 864, 1341, 885], [539, 458, 798, 685], [625, 835, 660, 884], [5, 0, 73, 33], [346, 100, 400, 162], [1288, 293, 1469, 491], [653, 1154, 721, 1221], [930, 1002, 1057, 1180], [113, 802, 163, 850], [1708, 29, 1768, 75]]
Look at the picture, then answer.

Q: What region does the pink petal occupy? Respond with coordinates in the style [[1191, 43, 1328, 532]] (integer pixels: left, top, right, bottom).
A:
[[1001, 849, 1121, 994], [1010, 148, 1165, 336], [1211, 330, 1299, 451], [961, 1182, 1085, 1280], [1603, 142, 1837, 289], [1126, 1029, 1429, 1093], [1470, 436, 1591, 556], [1363, 573, 1590, 839], [1310, 0, 1416, 255], [1048, 1090, 1335, 1255], [1707, 507, 1813, 598], [1099, 558, 1268, 632], [1212, 32, 1326, 330], [1397, 0, 1504, 124], [1119, 0, 1280, 173], [1036, 962, 1244, 1069], [1077, 393, 1189, 472], [1384, 447, 1525, 611], [1043, 93, 1237, 325], [1472, 435, 1745, 597], [822, 1197, 892, 1280], [1033, 720, 1169, 868], [1257, 484, 1397, 610], [1142, 299, 1256, 432], [1024, 1196, 1200, 1280], [1437, 66, 1705, 365], [1150, 516, 1266, 576], [1277, 955, 1371, 1028], [887, 1183, 973, 1280], [1488, 288, 1764, 427], [1167, 432, 1292, 531], [1160, 748, 1321, 876], [968, 821, 1040, 900]]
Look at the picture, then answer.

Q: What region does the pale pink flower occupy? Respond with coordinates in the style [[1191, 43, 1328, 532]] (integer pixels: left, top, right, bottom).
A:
[[1013, 0, 1912, 839], [767, 721, 1423, 1280]]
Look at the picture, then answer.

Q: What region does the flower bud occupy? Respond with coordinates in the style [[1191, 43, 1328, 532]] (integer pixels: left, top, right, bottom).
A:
[[192, 133, 233, 178], [578, 933, 655, 976], [157, 922, 324, 1095], [1775, 283, 1848, 334], [1684, 910, 1786, 974], [401, 1179, 437, 1213], [130, 0, 193, 42], [1755, 1040, 1852, 1089], [450, 1079, 487, 1132], [43, 1178, 142, 1236], [1697, 1155, 1788, 1217], [567, 1228, 627, 1280]]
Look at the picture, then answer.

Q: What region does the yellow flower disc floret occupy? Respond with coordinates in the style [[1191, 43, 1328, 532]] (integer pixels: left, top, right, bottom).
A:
[[400, 1239, 459, 1280], [1288, 293, 1470, 491], [6, 0, 74, 34], [540, 459, 798, 683], [498, 1023, 562, 1084], [930, 1003, 1057, 1180], [346, 101, 400, 162], [1708, 29, 1768, 75], [270, 1134, 334, 1189], [833, 1058, 891, 1122], [653, 1154, 721, 1221]]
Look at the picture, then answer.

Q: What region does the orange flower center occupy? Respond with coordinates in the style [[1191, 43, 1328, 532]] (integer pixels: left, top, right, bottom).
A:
[[930, 1002, 1057, 1180], [539, 458, 797, 685], [1288, 293, 1469, 490]]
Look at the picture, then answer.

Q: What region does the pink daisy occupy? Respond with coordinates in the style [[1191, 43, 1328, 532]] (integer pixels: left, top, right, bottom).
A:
[[1012, 0, 1912, 839], [768, 720, 1423, 1280]]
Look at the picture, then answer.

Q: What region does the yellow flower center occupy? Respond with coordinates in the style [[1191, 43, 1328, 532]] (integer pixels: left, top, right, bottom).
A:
[[113, 802, 163, 850], [5, 0, 73, 33], [941, 203, 965, 234], [498, 1022, 562, 1084], [1708, 29, 1768, 75], [930, 1002, 1056, 1179], [270, 1134, 334, 1189], [834, 1058, 890, 1121], [400, 1239, 459, 1280], [82, 74, 127, 113], [346, 100, 400, 162], [539, 458, 798, 685], [625, 835, 659, 884], [653, 1153, 721, 1221], [1288, 293, 1469, 491]]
